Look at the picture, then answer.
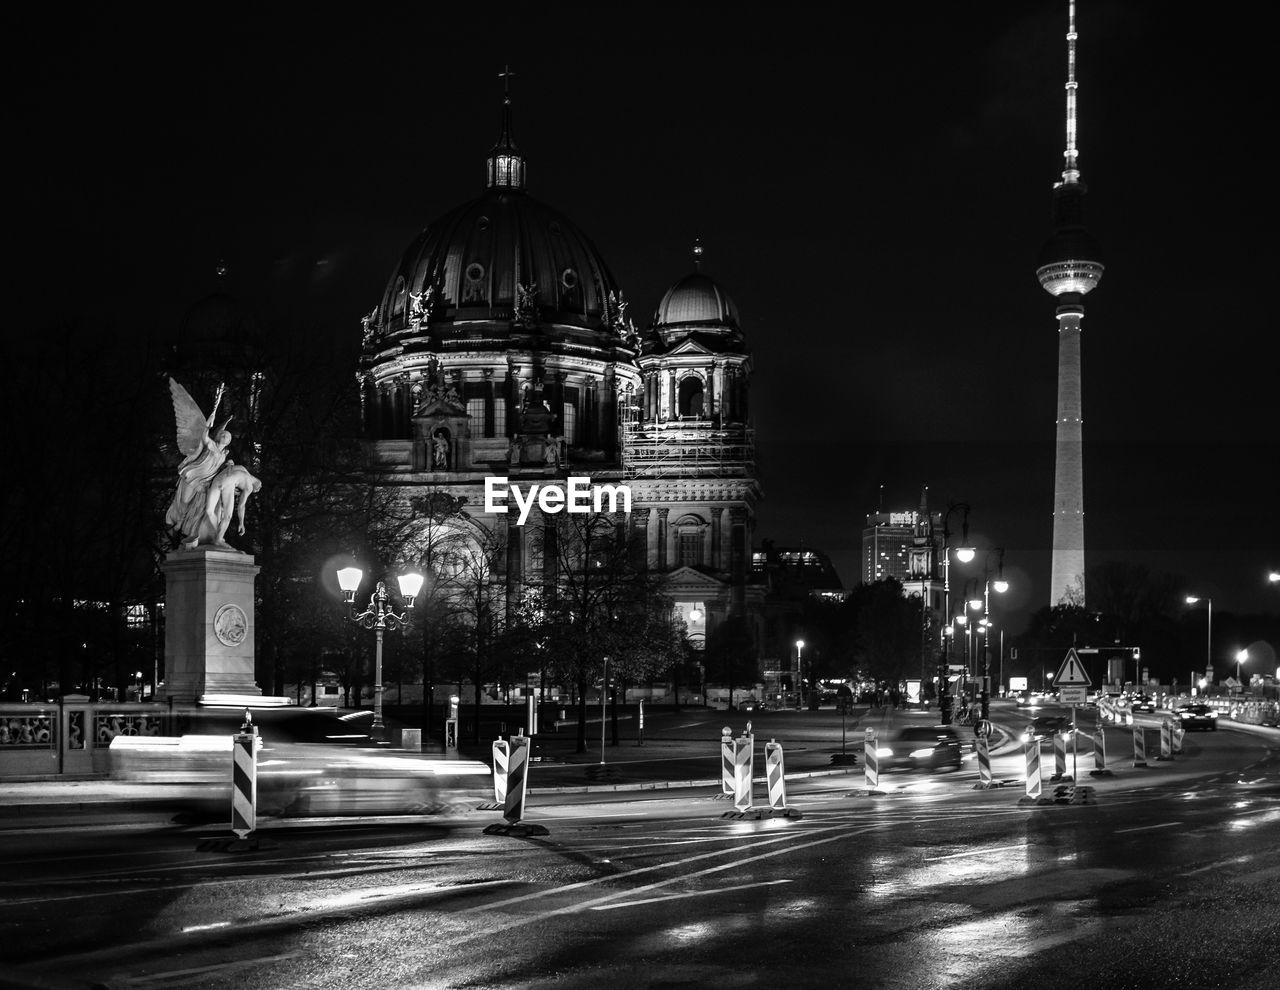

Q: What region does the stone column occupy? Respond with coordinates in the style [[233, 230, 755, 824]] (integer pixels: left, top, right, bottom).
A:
[[711, 506, 724, 571], [656, 507, 670, 570]]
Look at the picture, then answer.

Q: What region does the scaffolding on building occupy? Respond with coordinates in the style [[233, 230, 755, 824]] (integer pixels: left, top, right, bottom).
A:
[[621, 420, 755, 479]]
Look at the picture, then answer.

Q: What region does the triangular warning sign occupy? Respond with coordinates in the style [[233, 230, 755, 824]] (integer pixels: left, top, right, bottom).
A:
[[1053, 648, 1092, 687]]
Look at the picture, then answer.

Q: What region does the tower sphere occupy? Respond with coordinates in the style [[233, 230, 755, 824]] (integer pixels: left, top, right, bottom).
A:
[[1036, 225, 1105, 297]]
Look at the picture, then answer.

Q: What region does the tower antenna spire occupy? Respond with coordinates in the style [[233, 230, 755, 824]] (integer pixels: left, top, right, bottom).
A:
[[1062, 0, 1080, 184]]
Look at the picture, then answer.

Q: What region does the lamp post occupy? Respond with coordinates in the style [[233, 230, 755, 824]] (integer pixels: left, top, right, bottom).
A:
[[1235, 649, 1248, 693], [795, 639, 805, 710], [979, 548, 1009, 719], [337, 567, 424, 744], [600, 655, 609, 764], [1185, 595, 1213, 685], [938, 502, 974, 724]]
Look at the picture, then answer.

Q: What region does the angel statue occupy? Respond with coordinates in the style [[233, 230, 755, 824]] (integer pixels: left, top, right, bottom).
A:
[[164, 378, 234, 549]]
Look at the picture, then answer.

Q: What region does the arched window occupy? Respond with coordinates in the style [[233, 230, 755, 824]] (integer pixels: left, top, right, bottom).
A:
[[678, 375, 705, 418]]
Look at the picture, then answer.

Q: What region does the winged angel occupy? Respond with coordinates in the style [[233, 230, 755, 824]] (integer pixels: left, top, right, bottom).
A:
[[164, 378, 258, 549]]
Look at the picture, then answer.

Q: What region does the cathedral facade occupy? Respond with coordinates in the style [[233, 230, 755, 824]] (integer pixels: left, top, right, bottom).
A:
[[355, 91, 763, 679]]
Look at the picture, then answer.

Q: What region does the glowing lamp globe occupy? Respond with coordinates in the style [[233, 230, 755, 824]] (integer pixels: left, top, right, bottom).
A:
[[398, 571, 425, 607], [337, 566, 364, 603]]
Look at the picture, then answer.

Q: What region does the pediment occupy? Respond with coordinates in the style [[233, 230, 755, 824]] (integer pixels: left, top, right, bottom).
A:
[[668, 338, 715, 356], [661, 566, 727, 592]]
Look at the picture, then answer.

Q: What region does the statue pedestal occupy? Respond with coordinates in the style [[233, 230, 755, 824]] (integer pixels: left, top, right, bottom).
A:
[[161, 547, 261, 704]]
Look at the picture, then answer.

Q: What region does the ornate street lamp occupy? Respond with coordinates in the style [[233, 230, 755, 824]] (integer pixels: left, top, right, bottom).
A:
[[337, 566, 424, 744]]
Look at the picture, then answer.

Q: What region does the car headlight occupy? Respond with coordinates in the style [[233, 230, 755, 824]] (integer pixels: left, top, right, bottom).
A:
[[909, 747, 934, 758], [1210, 711, 1219, 718], [875, 747, 893, 758]]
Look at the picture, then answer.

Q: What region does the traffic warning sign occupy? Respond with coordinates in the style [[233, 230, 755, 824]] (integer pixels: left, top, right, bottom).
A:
[[1053, 648, 1092, 687]]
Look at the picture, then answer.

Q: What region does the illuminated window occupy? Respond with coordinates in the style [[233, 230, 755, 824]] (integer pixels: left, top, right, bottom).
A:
[[125, 604, 148, 630], [563, 403, 577, 444], [494, 398, 507, 437], [467, 398, 485, 430]]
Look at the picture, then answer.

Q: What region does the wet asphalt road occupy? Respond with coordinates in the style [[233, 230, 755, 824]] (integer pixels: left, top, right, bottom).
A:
[[3, 712, 1280, 990]]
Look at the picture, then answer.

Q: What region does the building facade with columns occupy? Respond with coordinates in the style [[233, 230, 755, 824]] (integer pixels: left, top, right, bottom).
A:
[[355, 89, 763, 676]]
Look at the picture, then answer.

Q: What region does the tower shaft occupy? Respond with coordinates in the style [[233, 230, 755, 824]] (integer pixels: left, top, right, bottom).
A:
[[1050, 304, 1085, 604]]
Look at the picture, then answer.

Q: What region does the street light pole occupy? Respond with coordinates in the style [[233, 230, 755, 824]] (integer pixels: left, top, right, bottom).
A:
[[1236, 649, 1248, 693], [337, 567, 424, 745], [1185, 595, 1213, 683], [600, 655, 609, 764], [795, 639, 805, 710], [938, 502, 974, 725]]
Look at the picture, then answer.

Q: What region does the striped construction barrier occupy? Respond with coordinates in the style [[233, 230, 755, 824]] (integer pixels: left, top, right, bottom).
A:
[[1132, 725, 1147, 767], [231, 715, 258, 839], [720, 726, 735, 796], [864, 727, 881, 792], [1019, 739, 1042, 804], [1157, 719, 1174, 761], [1090, 726, 1113, 777], [762, 739, 802, 819], [483, 730, 548, 837], [733, 732, 754, 812], [477, 739, 510, 811], [198, 712, 269, 852], [1050, 731, 1070, 782], [974, 734, 997, 789], [1173, 724, 1184, 754]]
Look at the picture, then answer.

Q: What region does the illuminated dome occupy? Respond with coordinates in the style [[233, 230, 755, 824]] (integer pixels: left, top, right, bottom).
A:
[[653, 272, 740, 331], [376, 192, 621, 336], [369, 94, 624, 341]]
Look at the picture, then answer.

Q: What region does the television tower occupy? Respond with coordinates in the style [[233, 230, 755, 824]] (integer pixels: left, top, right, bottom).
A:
[[1037, 0, 1103, 606]]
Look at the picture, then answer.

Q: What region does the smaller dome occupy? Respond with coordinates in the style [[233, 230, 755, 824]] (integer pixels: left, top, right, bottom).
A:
[[653, 273, 740, 330]]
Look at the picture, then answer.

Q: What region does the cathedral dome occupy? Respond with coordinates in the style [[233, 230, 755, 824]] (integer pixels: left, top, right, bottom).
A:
[[652, 272, 740, 331], [376, 189, 622, 335]]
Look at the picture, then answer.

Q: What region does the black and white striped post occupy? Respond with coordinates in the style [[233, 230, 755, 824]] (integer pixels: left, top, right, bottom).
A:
[[1132, 724, 1148, 767], [974, 719, 995, 788], [1090, 725, 1112, 777], [1019, 738, 1043, 804], [1049, 730, 1070, 782], [720, 726, 735, 796], [231, 711, 258, 840], [483, 730, 547, 837], [198, 710, 266, 851], [1157, 719, 1174, 761]]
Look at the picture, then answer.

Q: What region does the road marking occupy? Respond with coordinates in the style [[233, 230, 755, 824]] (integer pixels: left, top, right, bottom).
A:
[[589, 879, 793, 910], [926, 843, 1029, 862], [1114, 822, 1182, 834], [460, 823, 879, 919]]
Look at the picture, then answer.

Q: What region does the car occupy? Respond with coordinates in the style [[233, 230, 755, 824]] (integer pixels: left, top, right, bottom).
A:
[[1020, 714, 1074, 744], [736, 699, 763, 712], [1176, 704, 1218, 731], [108, 705, 491, 820], [1130, 695, 1157, 714], [875, 725, 964, 772]]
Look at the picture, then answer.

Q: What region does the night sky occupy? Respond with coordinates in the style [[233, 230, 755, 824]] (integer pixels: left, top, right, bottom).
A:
[[11, 3, 1278, 632]]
